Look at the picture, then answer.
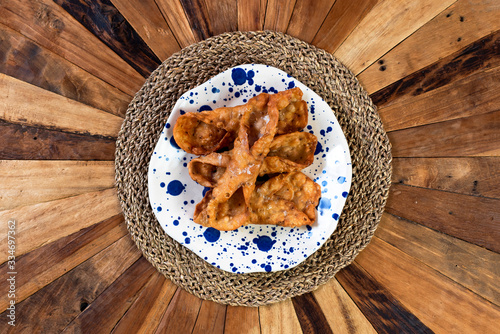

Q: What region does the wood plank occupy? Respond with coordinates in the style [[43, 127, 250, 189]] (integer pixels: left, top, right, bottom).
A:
[[0, 121, 116, 160], [0, 235, 141, 333], [312, 0, 380, 53], [0, 74, 123, 137], [259, 299, 303, 334], [379, 65, 500, 131], [192, 300, 227, 334], [392, 157, 500, 198], [204, 0, 238, 36], [389, 110, 500, 157], [179, 0, 213, 40], [263, 0, 296, 32], [155, 0, 198, 47], [0, 0, 144, 95], [54, 0, 161, 77], [334, 0, 456, 74], [355, 237, 500, 333], [62, 257, 156, 333], [359, 0, 500, 94], [155, 288, 203, 333], [237, 0, 267, 32], [109, 0, 180, 61], [370, 30, 500, 106], [0, 160, 115, 210], [111, 273, 177, 334], [0, 22, 130, 117], [376, 213, 500, 306], [313, 278, 377, 334], [0, 188, 122, 262], [385, 183, 500, 253], [336, 262, 432, 333], [225, 306, 260, 334], [286, 0, 336, 43], [291, 293, 333, 334], [0, 214, 126, 312]]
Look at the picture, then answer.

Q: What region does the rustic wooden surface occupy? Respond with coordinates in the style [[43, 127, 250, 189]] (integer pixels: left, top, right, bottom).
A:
[[1, 0, 498, 332]]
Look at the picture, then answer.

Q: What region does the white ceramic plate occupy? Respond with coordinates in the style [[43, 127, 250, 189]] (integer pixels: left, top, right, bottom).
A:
[[148, 64, 351, 273]]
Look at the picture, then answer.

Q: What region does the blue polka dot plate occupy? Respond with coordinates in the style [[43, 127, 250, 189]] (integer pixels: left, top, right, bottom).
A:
[[148, 64, 352, 274]]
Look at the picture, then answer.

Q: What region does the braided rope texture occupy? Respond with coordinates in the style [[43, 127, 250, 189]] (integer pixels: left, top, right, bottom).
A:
[[115, 31, 392, 306]]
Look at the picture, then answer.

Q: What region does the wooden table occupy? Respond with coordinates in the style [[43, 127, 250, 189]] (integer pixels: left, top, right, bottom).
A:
[[1, 0, 499, 332]]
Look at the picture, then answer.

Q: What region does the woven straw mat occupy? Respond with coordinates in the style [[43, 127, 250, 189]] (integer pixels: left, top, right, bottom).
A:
[[115, 30, 392, 306]]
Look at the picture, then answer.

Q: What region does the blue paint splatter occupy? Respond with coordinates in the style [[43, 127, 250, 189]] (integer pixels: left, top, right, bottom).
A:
[[202, 187, 210, 196], [231, 68, 247, 85], [319, 197, 331, 210], [184, 237, 191, 244], [204, 227, 220, 243], [314, 142, 323, 155], [252, 235, 276, 252], [342, 191, 348, 198], [212, 87, 220, 93], [157, 206, 162, 212], [321, 180, 327, 187], [287, 81, 295, 89], [173, 219, 179, 226], [198, 105, 212, 112], [332, 213, 339, 220], [165, 123, 171, 128], [255, 85, 262, 92], [337, 176, 346, 184], [264, 265, 272, 272], [170, 136, 180, 149], [160, 182, 165, 188], [167, 180, 185, 196]]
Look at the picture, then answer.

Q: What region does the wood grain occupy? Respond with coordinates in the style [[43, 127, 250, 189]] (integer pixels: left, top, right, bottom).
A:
[[0, 235, 141, 333], [111, 273, 177, 334], [370, 30, 500, 106], [359, 0, 500, 94], [0, 0, 144, 95], [192, 300, 227, 334], [286, 0, 336, 43], [313, 278, 377, 333], [292, 293, 333, 334], [0, 73, 123, 137], [259, 299, 303, 334], [0, 214, 126, 311], [0, 188, 121, 262], [378, 65, 500, 131], [155, 288, 203, 333], [0, 160, 114, 210], [204, 0, 238, 35], [392, 157, 500, 198], [264, 0, 296, 32], [0, 121, 116, 160], [389, 110, 500, 157], [0, 22, 130, 116], [336, 262, 432, 333], [386, 183, 500, 253], [238, 0, 267, 31], [53, 0, 160, 77], [62, 257, 156, 333], [355, 237, 500, 333], [179, 0, 213, 40], [224, 306, 260, 334], [155, 0, 197, 47], [109, 0, 179, 61], [312, 0, 380, 53], [376, 213, 500, 306], [334, 0, 456, 74]]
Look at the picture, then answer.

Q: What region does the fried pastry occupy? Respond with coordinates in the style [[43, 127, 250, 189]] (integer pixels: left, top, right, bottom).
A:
[[188, 132, 317, 187], [174, 87, 321, 231], [173, 87, 307, 155]]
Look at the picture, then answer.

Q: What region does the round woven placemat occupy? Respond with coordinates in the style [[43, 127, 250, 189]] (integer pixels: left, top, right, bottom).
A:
[[115, 30, 392, 306]]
